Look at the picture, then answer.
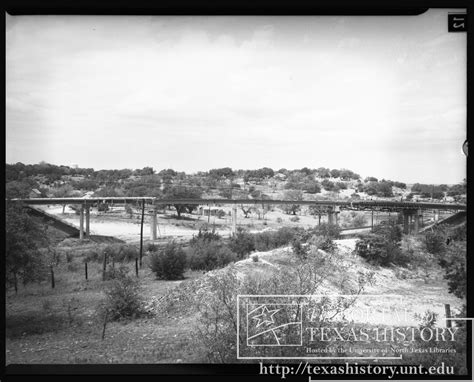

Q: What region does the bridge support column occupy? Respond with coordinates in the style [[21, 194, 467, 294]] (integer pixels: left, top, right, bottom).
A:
[[79, 205, 85, 240], [231, 206, 237, 235], [150, 207, 157, 240], [85, 205, 90, 238], [402, 210, 410, 234], [327, 207, 335, 225], [414, 209, 420, 234]]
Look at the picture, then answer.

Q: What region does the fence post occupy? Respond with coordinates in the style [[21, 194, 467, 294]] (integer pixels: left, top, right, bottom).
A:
[[85, 262, 88, 280], [50, 265, 55, 289]]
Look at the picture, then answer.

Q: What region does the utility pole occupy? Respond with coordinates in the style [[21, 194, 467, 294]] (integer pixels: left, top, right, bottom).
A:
[[139, 199, 145, 267]]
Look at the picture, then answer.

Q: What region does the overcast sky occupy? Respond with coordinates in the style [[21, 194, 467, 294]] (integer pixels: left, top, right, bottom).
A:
[[6, 10, 466, 184]]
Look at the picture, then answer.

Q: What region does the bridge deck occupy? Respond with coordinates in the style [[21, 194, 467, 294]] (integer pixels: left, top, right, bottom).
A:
[[7, 197, 466, 211]]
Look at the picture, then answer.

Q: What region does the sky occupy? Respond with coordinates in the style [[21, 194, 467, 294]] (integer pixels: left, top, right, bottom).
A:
[[6, 10, 467, 184]]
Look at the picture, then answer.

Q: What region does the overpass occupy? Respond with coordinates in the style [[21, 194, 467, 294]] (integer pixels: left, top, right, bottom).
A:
[[7, 197, 467, 240]]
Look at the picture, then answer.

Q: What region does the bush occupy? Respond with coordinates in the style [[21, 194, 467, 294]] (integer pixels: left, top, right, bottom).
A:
[[103, 266, 145, 320], [291, 236, 309, 260], [312, 223, 341, 239], [439, 242, 466, 299], [354, 234, 403, 266], [354, 222, 407, 267], [149, 241, 187, 280], [188, 239, 237, 271], [104, 244, 139, 263], [229, 228, 255, 258], [424, 230, 447, 255], [372, 222, 402, 243], [146, 243, 158, 252], [448, 223, 466, 242], [83, 249, 100, 263], [289, 216, 300, 222], [254, 227, 302, 252], [309, 235, 338, 253], [191, 225, 221, 244]]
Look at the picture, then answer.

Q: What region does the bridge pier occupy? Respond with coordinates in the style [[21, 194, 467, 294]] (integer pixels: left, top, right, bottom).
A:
[[79, 205, 84, 239], [231, 206, 238, 235], [85, 205, 90, 238], [327, 206, 339, 226], [150, 207, 157, 240], [401, 209, 423, 235], [402, 210, 410, 234], [413, 209, 422, 234]]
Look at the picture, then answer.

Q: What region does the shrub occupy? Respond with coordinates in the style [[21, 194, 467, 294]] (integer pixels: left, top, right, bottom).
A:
[[83, 249, 100, 263], [448, 223, 466, 242], [354, 233, 406, 267], [439, 242, 466, 299], [289, 216, 300, 222], [275, 226, 302, 245], [67, 262, 80, 272], [253, 231, 274, 252], [372, 222, 402, 243], [188, 239, 237, 271], [103, 266, 145, 320], [291, 236, 309, 260], [254, 227, 301, 252], [191, 225, 221, 244], [229, 228, 255, 258], [119, 245, 139, 262], [352, 214, 367, 228], [312, 223, 341, 239], [146, 243, 158, 252], [424, 230, 447, 255], [311, 236, 338, 253], [149, 241, 187, 280], [104, 244, 139, 263]]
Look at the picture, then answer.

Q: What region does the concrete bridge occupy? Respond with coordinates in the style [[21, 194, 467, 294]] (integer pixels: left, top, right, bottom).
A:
[[8, 197, 467, 240]]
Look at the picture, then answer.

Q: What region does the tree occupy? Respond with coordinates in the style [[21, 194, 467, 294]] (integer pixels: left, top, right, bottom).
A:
[[285, 172, 305, 190], [134, 166, 155, 176], [282, 190, 304, 215], [6, 203, 47, 292], [5, 180, 35, 199], [315, 167, 331, 178], [164, 185, 202, 218], [321, 179, 336, 191], [302, 178, 321, 194], [241, 205, 253, 218], [209, 167, 235, 179], [52, 184, 76, 213], [365, 177, 378, 182]]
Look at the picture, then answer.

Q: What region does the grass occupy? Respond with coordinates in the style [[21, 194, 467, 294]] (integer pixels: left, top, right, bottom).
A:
[[5, 242, 206, 364], [5, 232, 467, 366]]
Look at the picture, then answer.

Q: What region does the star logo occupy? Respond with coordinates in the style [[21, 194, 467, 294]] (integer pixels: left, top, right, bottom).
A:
[[252, 305, 280, 328]]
